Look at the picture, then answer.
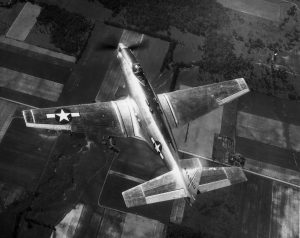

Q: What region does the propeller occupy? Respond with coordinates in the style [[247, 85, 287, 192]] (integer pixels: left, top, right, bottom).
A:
[[95, 34, 149, 51], [128, 39, 149, 51]]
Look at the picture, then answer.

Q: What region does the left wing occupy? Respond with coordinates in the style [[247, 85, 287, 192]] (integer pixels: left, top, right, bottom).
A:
[[158, 78, 249, 128], [22, 98, 146, 140]]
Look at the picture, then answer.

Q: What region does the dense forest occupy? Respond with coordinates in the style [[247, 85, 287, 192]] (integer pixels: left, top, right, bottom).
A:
[[98, 0, 300, 100], [36, 4, 94, 55]]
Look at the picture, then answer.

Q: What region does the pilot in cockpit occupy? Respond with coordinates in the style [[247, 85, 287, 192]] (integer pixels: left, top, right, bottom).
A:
[[132, 63, 142, 75]]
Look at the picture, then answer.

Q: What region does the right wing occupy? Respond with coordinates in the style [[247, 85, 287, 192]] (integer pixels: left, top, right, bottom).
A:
[[158, 78, 249, 128], [22, 98, 146, 140]]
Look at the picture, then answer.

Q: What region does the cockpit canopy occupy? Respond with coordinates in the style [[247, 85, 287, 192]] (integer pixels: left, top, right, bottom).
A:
[[132, 63, 142, 75]]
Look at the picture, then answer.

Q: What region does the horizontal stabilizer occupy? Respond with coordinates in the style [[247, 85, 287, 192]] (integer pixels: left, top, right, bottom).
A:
[[198, 167, 247, 193], [122, 170, 187, 208]]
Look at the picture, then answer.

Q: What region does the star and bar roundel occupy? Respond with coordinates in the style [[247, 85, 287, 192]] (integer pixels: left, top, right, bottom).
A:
[[151, 137, 164, 159], [46, 108, 80, 124]]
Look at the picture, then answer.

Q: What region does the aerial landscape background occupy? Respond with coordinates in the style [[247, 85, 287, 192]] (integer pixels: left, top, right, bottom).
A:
[[0, 0, 299, 237]]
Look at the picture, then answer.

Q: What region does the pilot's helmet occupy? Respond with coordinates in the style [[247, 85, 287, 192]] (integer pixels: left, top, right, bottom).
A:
[[132, 63, 142, 74]]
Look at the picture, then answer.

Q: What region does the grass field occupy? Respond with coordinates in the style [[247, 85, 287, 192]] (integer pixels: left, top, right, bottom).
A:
[[236, 92, 300, 170], [6, 2, 41, 41], [0, 2, 24, 35], [0, 118, 57, 189], [0, 99, 18, 143], [0, 66, 63, 102]]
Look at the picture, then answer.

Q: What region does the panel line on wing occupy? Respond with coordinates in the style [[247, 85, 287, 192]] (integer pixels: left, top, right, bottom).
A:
[[30, 109, 36, 123], [222, 167, 228, 178], [218, 88, 250, 105], [198, 179, 231, 193], [22, 111, 28, 123], [126, 98, 138, 137], [145, 188, 186, 204], [162, 94, 178, 127], [25, 123, 71, 130], [111, 101, 126, 136], [200, 179, 229, 187]]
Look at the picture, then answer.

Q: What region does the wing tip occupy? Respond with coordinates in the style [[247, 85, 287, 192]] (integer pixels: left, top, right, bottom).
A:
[[22, 109, 33, 124], [218, 78, 250, 105], [235, 77, 250, 92], [225, 167, 247, 184], [122, 187, 147, 208]]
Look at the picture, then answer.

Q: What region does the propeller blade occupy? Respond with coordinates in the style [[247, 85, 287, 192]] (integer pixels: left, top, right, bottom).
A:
[[95, 43, 116, 51], [95, 35, 149, 52], [94, 34, 120, 51]]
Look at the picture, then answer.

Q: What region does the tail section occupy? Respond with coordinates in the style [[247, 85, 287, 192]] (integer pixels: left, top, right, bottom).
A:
[[122, 158, 202, 208], [198, 166, 247, 193], [122, 158, 247, 208]]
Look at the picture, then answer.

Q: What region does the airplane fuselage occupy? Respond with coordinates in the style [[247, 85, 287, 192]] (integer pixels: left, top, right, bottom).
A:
[[21, 41, 248, 208], [117, 44, 196, 200]]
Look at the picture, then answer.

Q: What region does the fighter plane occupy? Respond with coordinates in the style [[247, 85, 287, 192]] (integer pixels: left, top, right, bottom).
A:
[[22, 42, 250, 208]]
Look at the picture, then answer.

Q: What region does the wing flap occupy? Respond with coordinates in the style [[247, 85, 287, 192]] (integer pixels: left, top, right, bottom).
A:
[[198, 167, 247, 193], [122, 170, 187, 208], [158, 78, 249, 128], [145, 189, 186, 205]]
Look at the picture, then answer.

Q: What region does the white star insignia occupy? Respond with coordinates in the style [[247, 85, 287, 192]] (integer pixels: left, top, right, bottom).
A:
[[56, 109, 70, 122], [46, 109, 80, 123], [154, 143, 161, 153], [151, 137, 164, 159]]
